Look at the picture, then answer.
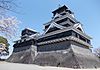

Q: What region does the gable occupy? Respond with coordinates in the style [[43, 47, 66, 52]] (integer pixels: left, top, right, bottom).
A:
[[74, 23, 84, 33], [44, 22, 67, 34]]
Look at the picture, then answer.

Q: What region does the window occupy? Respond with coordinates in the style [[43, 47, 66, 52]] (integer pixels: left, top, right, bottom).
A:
[[79, 35, 86, 42]]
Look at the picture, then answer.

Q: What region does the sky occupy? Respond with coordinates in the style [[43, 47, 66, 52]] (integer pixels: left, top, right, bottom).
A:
[[6, 0, 100, 56]]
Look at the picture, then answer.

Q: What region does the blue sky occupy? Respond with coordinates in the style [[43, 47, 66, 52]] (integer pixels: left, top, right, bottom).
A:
[[8, 0, 100, 52]]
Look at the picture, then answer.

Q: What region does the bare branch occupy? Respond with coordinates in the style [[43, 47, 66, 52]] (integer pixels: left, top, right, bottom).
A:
[[0, 16, 21, 39], [94, 47, 100, 58]]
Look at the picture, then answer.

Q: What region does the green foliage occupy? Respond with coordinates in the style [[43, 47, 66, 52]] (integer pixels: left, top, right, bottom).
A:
[[0, 36, 9, 47]]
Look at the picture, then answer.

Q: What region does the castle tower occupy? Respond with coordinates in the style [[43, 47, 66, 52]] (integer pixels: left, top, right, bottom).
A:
[[7, 5, 100, 68], [34, 5, 100, 68], [7, 28, 38, 63]]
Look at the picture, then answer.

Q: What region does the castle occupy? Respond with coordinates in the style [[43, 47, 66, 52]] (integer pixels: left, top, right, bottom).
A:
[[7, 5, 100, 69]]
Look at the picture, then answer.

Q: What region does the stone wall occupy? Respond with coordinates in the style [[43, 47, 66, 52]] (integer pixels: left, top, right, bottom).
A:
[[7, 45, 37, 64]]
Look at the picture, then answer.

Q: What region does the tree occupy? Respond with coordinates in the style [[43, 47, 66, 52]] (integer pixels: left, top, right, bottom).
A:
[[0, 0, 20, 59], [0, 36, 9, 59], [94, 47, 100, 58], [0, 16, 20, 38], [0, 0, 20, 38], [0, 0, 17, 13], [0, 36, 9, 46]]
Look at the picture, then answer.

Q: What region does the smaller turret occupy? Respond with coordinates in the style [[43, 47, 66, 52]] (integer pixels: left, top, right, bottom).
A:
[[52, 5, 74, 19], [21, 28, 37, 39]]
